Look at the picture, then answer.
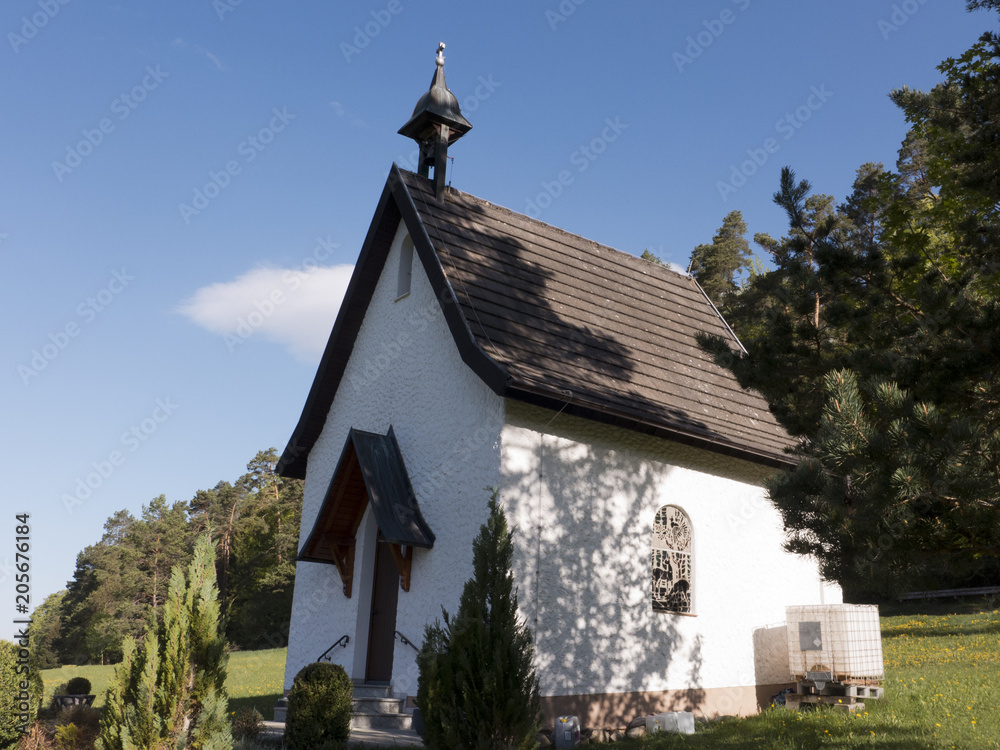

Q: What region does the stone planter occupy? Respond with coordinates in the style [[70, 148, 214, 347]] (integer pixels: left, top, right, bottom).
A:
[[53, 695, 96, 710]]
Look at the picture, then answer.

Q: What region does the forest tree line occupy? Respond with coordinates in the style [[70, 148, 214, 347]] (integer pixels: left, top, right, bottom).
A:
[[31, 449, 302, 667]]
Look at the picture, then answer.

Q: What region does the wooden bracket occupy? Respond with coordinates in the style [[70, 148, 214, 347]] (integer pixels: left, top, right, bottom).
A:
[[331, 543, 355, 598], [388, 543, 412, 592]]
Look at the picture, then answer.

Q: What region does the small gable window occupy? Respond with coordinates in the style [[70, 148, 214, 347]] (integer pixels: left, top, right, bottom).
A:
[[651, 505, 693, 614], [397, 235, 414, 299]]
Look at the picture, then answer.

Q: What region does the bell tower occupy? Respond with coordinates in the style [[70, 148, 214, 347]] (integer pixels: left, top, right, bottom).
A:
[[398, 43, 472, 199]]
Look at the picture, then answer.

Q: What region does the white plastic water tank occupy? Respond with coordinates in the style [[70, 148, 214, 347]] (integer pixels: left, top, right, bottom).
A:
[[786, 604, 884, 682]]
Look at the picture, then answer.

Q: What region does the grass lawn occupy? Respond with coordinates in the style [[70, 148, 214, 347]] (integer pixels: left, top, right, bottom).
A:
[[40, 647, 286, 720], [37, 602, 1000, 749], [39, 662, 115, 710], [596, 603, 1000, 749], [224, 647, 286, 719]]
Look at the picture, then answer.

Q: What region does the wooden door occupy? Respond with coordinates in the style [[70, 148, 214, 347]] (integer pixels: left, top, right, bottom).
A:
[[365, 541, 399, 682]]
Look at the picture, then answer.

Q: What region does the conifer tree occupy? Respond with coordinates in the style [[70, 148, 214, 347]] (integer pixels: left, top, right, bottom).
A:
[[640, 248, 665, 265], [768, 369, 1000, 594], [688, 209, 752, 313], [98, 534, 231, 750], [698, 170, 851, 437], [417, 491, 540, 750]]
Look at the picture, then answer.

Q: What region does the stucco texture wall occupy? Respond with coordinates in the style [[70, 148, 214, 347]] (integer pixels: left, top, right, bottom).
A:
[[283, 220, 504, 695], [500, 400, 840, 710]]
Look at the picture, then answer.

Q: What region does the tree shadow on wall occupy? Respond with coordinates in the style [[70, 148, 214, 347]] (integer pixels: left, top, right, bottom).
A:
[[501, 407, 709, 730]]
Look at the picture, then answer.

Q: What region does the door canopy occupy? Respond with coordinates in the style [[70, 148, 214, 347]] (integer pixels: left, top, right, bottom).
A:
[[298, 426, 435, 597]]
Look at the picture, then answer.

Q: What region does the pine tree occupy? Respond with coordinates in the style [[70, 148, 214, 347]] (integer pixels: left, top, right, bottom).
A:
[[417, 491, 541, 750], [688, 210, 752, 313], [60, 511, 144, 665], [768, 369, 1000, 595], [133, 496, 194, 614], [97, 534, 232, 750], [227, 449, 303, 650], [698, 171, 851, 437], [28, 591, 65, 669], [640, 248, 664, 265]]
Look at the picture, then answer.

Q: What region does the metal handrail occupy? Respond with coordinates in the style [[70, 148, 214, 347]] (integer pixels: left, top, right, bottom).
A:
[[317, 634, 350, 662], [394, 630, 419, 653]]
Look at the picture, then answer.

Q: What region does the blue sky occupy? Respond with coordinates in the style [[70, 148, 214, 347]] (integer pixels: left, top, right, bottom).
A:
[[1, 1, 992, 620]]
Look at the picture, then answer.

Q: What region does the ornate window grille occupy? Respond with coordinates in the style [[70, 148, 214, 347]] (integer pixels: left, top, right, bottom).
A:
[[651, 505, 692, 614]]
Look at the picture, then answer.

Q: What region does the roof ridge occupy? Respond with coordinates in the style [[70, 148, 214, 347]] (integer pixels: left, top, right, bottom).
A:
[[397, 168, 693, 284]]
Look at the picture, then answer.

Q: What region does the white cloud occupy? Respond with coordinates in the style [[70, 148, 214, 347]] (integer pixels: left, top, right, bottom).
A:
[[205, 51, 225, 71], [177, 264, 354, 361], [328, 100, 366, 128], [668, 261, 688, 275], [171, 37, 225, 71]]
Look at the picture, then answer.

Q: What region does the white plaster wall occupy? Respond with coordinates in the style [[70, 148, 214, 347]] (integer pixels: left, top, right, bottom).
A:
[[500, 400, 841, 701], [284, 220, 505, 694]]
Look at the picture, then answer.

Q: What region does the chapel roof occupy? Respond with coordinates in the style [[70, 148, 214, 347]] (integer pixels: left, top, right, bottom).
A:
[[277, 165, 795, 479]]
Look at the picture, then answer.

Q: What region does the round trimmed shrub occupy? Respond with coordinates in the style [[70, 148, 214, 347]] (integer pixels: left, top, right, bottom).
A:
[[65, 676, 92, 695], [231, 706, 263, 742], [285, 662, 353, 749]]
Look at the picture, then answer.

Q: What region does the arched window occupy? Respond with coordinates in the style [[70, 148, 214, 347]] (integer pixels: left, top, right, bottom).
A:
[[651, 505, 692, 614]]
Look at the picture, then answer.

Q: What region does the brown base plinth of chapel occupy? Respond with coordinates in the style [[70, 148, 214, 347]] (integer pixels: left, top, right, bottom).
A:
[[402, 683, 793, 729], [534, 683, 793, 729]]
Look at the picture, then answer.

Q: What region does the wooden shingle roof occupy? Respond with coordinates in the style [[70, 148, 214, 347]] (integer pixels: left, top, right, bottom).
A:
[[277, 166, 794, 479]]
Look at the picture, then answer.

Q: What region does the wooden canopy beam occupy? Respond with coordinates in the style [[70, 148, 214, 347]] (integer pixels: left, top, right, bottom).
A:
[[330, 543, 356, 598], [387, 543, 412, 592]]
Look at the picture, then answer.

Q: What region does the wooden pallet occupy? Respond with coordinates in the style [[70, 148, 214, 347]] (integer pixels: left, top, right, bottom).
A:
[[795, 682, 884, 699], [785, 693, 866, 712], [781, 679, 884, 712]]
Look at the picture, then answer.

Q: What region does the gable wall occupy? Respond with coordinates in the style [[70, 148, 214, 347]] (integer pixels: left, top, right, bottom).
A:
[[284, 219, 505, 695], [500, 400, 840, 720]]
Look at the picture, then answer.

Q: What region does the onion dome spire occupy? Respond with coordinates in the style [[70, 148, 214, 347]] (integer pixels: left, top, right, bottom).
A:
[[398, 43, 472, 198]]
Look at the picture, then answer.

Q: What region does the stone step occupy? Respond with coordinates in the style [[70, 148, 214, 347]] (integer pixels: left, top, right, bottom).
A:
[[351, 712, 413, 731], [260, 721, 285, 739], [350, 681, 410, 731], [274, 703, 411, 729], [353, 697, 405, 715], [276, 682, 410, 730], [352, 681, 392, 700]]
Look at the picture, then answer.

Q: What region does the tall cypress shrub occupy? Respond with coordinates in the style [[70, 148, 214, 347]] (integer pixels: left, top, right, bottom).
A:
[[97, 534, 231, 750], [417, 491, 541, 750], [0, 639, 43, 747]]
